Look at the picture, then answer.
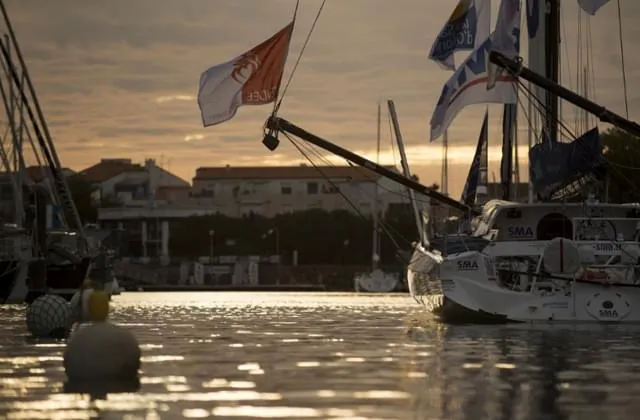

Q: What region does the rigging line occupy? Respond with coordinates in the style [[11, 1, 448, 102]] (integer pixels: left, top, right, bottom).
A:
[[283, 132, 412, 258], [518, 77, 640, 198], [291, 132, 432, 215], [616, 0, 629, 119], [292, 129, 433, 205], [283, 134, 422, 249], [273, 0, 327, 114], [516, 78, 577, 141]]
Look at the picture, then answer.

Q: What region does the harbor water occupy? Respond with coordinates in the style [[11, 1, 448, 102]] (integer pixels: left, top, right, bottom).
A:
[[1, 292, 639, 419]]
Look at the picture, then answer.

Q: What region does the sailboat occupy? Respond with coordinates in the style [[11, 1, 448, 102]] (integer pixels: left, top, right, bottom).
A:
[[0, 0, 93, 303], [404, 0, 640, 323]]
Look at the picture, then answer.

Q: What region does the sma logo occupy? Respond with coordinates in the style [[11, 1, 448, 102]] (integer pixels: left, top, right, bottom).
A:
[[507, 226, 535, 238], [599, 309, 619, 318], [457, 260, 479, 271]]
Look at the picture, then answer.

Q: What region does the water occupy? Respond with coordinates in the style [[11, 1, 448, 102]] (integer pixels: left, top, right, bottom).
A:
[[1, 292, 640, 419]]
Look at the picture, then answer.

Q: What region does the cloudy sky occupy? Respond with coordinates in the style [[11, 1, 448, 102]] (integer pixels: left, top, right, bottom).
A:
[[5, 0, 640, 197]]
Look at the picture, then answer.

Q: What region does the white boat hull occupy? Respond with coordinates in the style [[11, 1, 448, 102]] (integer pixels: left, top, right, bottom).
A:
[[409, 246, 640, 323]]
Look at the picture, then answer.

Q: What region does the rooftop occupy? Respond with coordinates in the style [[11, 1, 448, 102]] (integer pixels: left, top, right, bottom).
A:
[[194, 165, 397, 182], [78, 158, 145, 184]]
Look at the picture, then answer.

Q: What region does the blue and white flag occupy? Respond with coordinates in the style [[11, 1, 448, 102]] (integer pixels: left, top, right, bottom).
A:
[[488, 0, 522, 89], [428, 0, 491, 71], [430, 34, 518, 142], [461, 110, 488, 206]]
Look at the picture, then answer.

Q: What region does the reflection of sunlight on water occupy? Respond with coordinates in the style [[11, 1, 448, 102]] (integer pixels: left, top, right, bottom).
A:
[[2, 292, 640, 418]]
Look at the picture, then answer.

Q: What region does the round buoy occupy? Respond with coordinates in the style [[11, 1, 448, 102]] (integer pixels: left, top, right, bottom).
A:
[[64, 322, 141, 381], [69, 288, 94, 325], [88, 291, 110, 322], [64, 290, 140, 383], [26, 294, 71, 339], [69, 288, 112, 325]]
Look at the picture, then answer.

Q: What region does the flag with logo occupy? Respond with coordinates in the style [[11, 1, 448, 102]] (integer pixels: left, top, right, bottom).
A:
[[460, 110, 488, 206], [577, 0, 611, 15], [197, 22, 294, 127], [430, 35, 518, 142], [487, 0, 522, 89], [428, 0, 490, 71]]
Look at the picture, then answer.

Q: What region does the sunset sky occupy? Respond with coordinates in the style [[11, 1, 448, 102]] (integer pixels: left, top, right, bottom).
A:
[[6, 0, 640, 197]]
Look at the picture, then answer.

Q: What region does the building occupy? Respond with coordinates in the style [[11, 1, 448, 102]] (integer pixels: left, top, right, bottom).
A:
[[96, 164, 430, 259], [191, 164, 424, 218], [79, 158, 190, 206]]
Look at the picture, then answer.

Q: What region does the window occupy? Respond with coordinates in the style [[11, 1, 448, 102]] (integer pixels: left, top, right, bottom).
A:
[[322, 184, 339, 194], [307, 182, 318, 194], [281, 183, 292, 195]]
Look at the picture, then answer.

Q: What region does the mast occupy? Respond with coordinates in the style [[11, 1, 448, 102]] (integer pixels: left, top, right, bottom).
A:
[[441, 130, 448, 196], [545, 0, 561, 143], [387, 100, 426, 245], [371, 102, 381, 270]]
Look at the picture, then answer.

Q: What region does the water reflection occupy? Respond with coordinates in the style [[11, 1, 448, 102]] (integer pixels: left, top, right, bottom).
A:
[[405, 322, 640, 420], [0, 292, 638, 419]]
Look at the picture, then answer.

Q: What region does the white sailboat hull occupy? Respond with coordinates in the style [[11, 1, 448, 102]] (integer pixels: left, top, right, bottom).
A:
[[443, 268, 640, 323], [409, 246, 640, 324]]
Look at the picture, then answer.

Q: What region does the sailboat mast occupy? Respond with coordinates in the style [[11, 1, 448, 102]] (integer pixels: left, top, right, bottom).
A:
[[372, 102, 381, 270], [545, 0, 561, 143], [386, 100, 425, 244]]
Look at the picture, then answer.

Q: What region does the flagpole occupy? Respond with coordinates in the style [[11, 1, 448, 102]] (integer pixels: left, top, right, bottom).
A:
[[271, 1, 299, 115]]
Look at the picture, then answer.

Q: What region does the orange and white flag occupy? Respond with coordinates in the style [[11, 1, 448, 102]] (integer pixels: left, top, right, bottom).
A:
[[197, 22, 294, 127]]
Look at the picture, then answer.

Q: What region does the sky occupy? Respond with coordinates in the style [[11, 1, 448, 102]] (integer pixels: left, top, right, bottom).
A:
[[4, 0, 640, 198]]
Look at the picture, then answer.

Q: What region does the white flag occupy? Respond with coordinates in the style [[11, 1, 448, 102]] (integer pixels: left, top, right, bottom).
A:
[[430, 34, 517, 142], [577, 0, 611, 15], [197, 22, 294, 127], [487, 0, 521, 89], [428, 0, 491, 71]]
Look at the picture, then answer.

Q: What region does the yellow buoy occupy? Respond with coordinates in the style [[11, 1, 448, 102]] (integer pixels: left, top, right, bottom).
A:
[[88, 290, 110, 322]]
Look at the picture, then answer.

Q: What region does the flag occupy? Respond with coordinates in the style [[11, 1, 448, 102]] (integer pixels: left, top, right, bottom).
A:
[[577, 0, 611, 15], [428, 0, 490, 71], [460, 110, 488, 206], [488, 0, 521, 89], [430, 34, 517, 142], [197, 22, 294, 127]]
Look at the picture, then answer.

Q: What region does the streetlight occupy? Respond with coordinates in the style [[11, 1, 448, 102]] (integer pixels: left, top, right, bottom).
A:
[[208, 229, 215, 262]]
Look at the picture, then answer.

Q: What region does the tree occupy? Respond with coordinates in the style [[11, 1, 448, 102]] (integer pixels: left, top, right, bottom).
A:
[[600, 128, 640, 203], [66, 174, 97, 224]]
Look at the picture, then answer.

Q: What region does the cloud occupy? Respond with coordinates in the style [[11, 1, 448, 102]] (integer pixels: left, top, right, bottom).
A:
[[4, 0, 638, 198]]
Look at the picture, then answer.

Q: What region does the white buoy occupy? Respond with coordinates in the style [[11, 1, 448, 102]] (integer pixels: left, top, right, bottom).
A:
[[64, 291, 141, 383], [26, 294, 71, 339], [68, 287, 95, 325]]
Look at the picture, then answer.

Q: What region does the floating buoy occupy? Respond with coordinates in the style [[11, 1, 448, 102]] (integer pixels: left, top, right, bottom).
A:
[[64, 289, 140, 384], [26, 294, 71, 339], [69, 288, 111, 325]]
